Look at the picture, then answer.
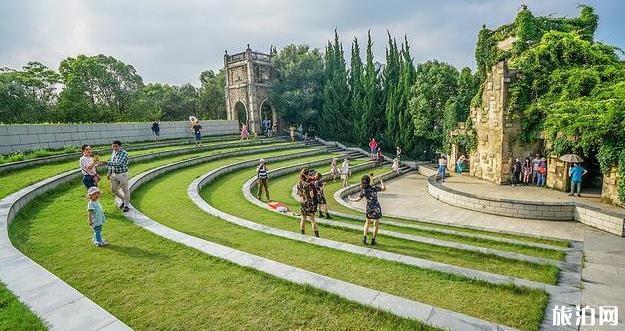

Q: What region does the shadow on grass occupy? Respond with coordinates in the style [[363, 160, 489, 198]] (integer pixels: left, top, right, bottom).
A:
[[106, 244, 168, 260]]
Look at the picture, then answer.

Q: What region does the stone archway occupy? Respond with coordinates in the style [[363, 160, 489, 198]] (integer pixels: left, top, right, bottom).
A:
[[234, 101, 248, 128], [259, 99, 277, 133]]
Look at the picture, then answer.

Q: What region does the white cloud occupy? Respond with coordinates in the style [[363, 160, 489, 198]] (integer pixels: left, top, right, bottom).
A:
[[0, 0, 623, 85]]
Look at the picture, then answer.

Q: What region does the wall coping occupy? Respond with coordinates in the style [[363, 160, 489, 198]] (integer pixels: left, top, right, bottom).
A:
[[121, 151, 515, 331], [426, 173, 625, 236], [0, 140, 292, 330], [0, 136, 270, 174]]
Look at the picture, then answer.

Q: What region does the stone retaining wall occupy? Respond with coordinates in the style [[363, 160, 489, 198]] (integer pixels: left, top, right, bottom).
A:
[[0, 120, 239, 154], [425, 174, 625, 236]]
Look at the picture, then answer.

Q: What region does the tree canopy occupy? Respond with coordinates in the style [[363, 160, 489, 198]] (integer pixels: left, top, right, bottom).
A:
[[0, 55, 226, 124]]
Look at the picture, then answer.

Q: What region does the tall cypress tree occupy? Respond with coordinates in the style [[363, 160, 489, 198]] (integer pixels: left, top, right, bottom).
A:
[[356, 31, 381, 144], [397, 36, 416, 156], [349, 37, 364, 143], [382, 33, 401, 145], [322, 30, 351, 141]]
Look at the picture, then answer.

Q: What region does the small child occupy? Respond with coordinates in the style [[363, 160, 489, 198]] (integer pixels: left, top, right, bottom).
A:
[[87, 186, 108, 247], [392, 157, 401, 174]]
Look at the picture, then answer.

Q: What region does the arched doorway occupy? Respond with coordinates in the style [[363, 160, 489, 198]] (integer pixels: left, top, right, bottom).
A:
[[234, 101, 247, 128], [260, 100, 276, 134]]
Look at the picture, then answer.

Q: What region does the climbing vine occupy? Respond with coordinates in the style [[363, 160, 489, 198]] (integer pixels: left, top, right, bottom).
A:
[[473, 5, 625, 202]]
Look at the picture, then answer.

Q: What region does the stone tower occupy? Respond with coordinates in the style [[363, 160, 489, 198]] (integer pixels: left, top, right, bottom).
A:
[[469, 60, 540, 184], [224, 45, 277, 133]]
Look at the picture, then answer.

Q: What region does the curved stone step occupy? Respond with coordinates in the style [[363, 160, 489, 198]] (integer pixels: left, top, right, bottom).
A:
[[123, 150, 517, 331]]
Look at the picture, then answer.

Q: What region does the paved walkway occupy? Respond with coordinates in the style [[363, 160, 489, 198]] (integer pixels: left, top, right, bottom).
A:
[[344, 172, 625, 329], [347, 172, 587, 241], [442, 174, 625, 215]]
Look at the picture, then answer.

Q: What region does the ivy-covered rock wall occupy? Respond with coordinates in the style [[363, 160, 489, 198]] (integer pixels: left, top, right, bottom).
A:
[[472, 5, 625, 205]]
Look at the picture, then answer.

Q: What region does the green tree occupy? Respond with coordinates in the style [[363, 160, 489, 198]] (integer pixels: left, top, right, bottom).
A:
[[409, 60, 459, 158], [321, 30, 351, 141], [349, 37, 364, 143], [57, 54, 144, 122], [396, 37, 417, 157], [443, 67, 478, 150], [355, 31, 382, 144], [381, 33, 400, 141], [268, 44, 324, 129], [0, 62, 60, 123], [199, 69, 226, 120]]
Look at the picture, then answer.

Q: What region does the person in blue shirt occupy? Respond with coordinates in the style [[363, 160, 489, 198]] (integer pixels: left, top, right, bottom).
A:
[[568, 163, 588, 197]]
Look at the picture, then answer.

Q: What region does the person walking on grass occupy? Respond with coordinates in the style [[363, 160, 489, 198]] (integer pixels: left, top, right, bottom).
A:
[[522, 157, 532, 185], [313, 172, 331, 219], [340, 157, 351, 187], [369, 138, 378, 160], [296, 168, 319, 237], [569, 162, 588, 197], [511, 157, 522, 187], [151, 121, 160, 141], [100, 140, 130, 212], [330, 157, 339, 182], [87, 186, 108, 247], [257, 159, 270, 201], [192, 121, 203, 147], [348, 175, 386, 245], [80, 145, 100, 188]]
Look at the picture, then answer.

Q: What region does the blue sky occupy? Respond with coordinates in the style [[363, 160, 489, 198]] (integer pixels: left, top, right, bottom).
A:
[[1, 0, 623, 85]]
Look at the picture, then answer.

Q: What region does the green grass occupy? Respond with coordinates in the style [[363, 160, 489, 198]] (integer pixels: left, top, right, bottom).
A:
[[311, 167, 571, 248], [130, 150, 549, 330], [205, 155, 559, 284], [0, 138, 272, 199], [266, 166, 567, 261], [0, 282, 47, 331], [8, 146, 432, 330], [0, 134, 242, 164]]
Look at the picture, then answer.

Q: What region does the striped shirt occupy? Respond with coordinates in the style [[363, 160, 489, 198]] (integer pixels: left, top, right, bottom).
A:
[[257, 165, 268, 179], [107, 149, 129, 174]]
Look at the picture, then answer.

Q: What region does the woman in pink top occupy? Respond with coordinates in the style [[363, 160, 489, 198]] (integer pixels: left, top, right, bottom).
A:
[[368, 138, 378, 160], [240, 124, 249, 140], [79, 144, 99, 188]]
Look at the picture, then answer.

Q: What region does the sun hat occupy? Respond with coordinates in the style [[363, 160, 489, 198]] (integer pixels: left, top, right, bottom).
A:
[[87, 186, 100, 195]]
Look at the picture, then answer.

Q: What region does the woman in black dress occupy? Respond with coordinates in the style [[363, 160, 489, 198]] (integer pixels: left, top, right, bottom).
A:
[[348, 174, 386, 245], [296, 168, 319, 237]]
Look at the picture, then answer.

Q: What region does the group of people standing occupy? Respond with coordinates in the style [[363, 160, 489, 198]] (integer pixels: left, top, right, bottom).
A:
[[296, 168, 332, 237], [79, 140, 131, 247], [369, 138, 402, 173], [510, 154, 548, 187], [296, 157, 388, 245]]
